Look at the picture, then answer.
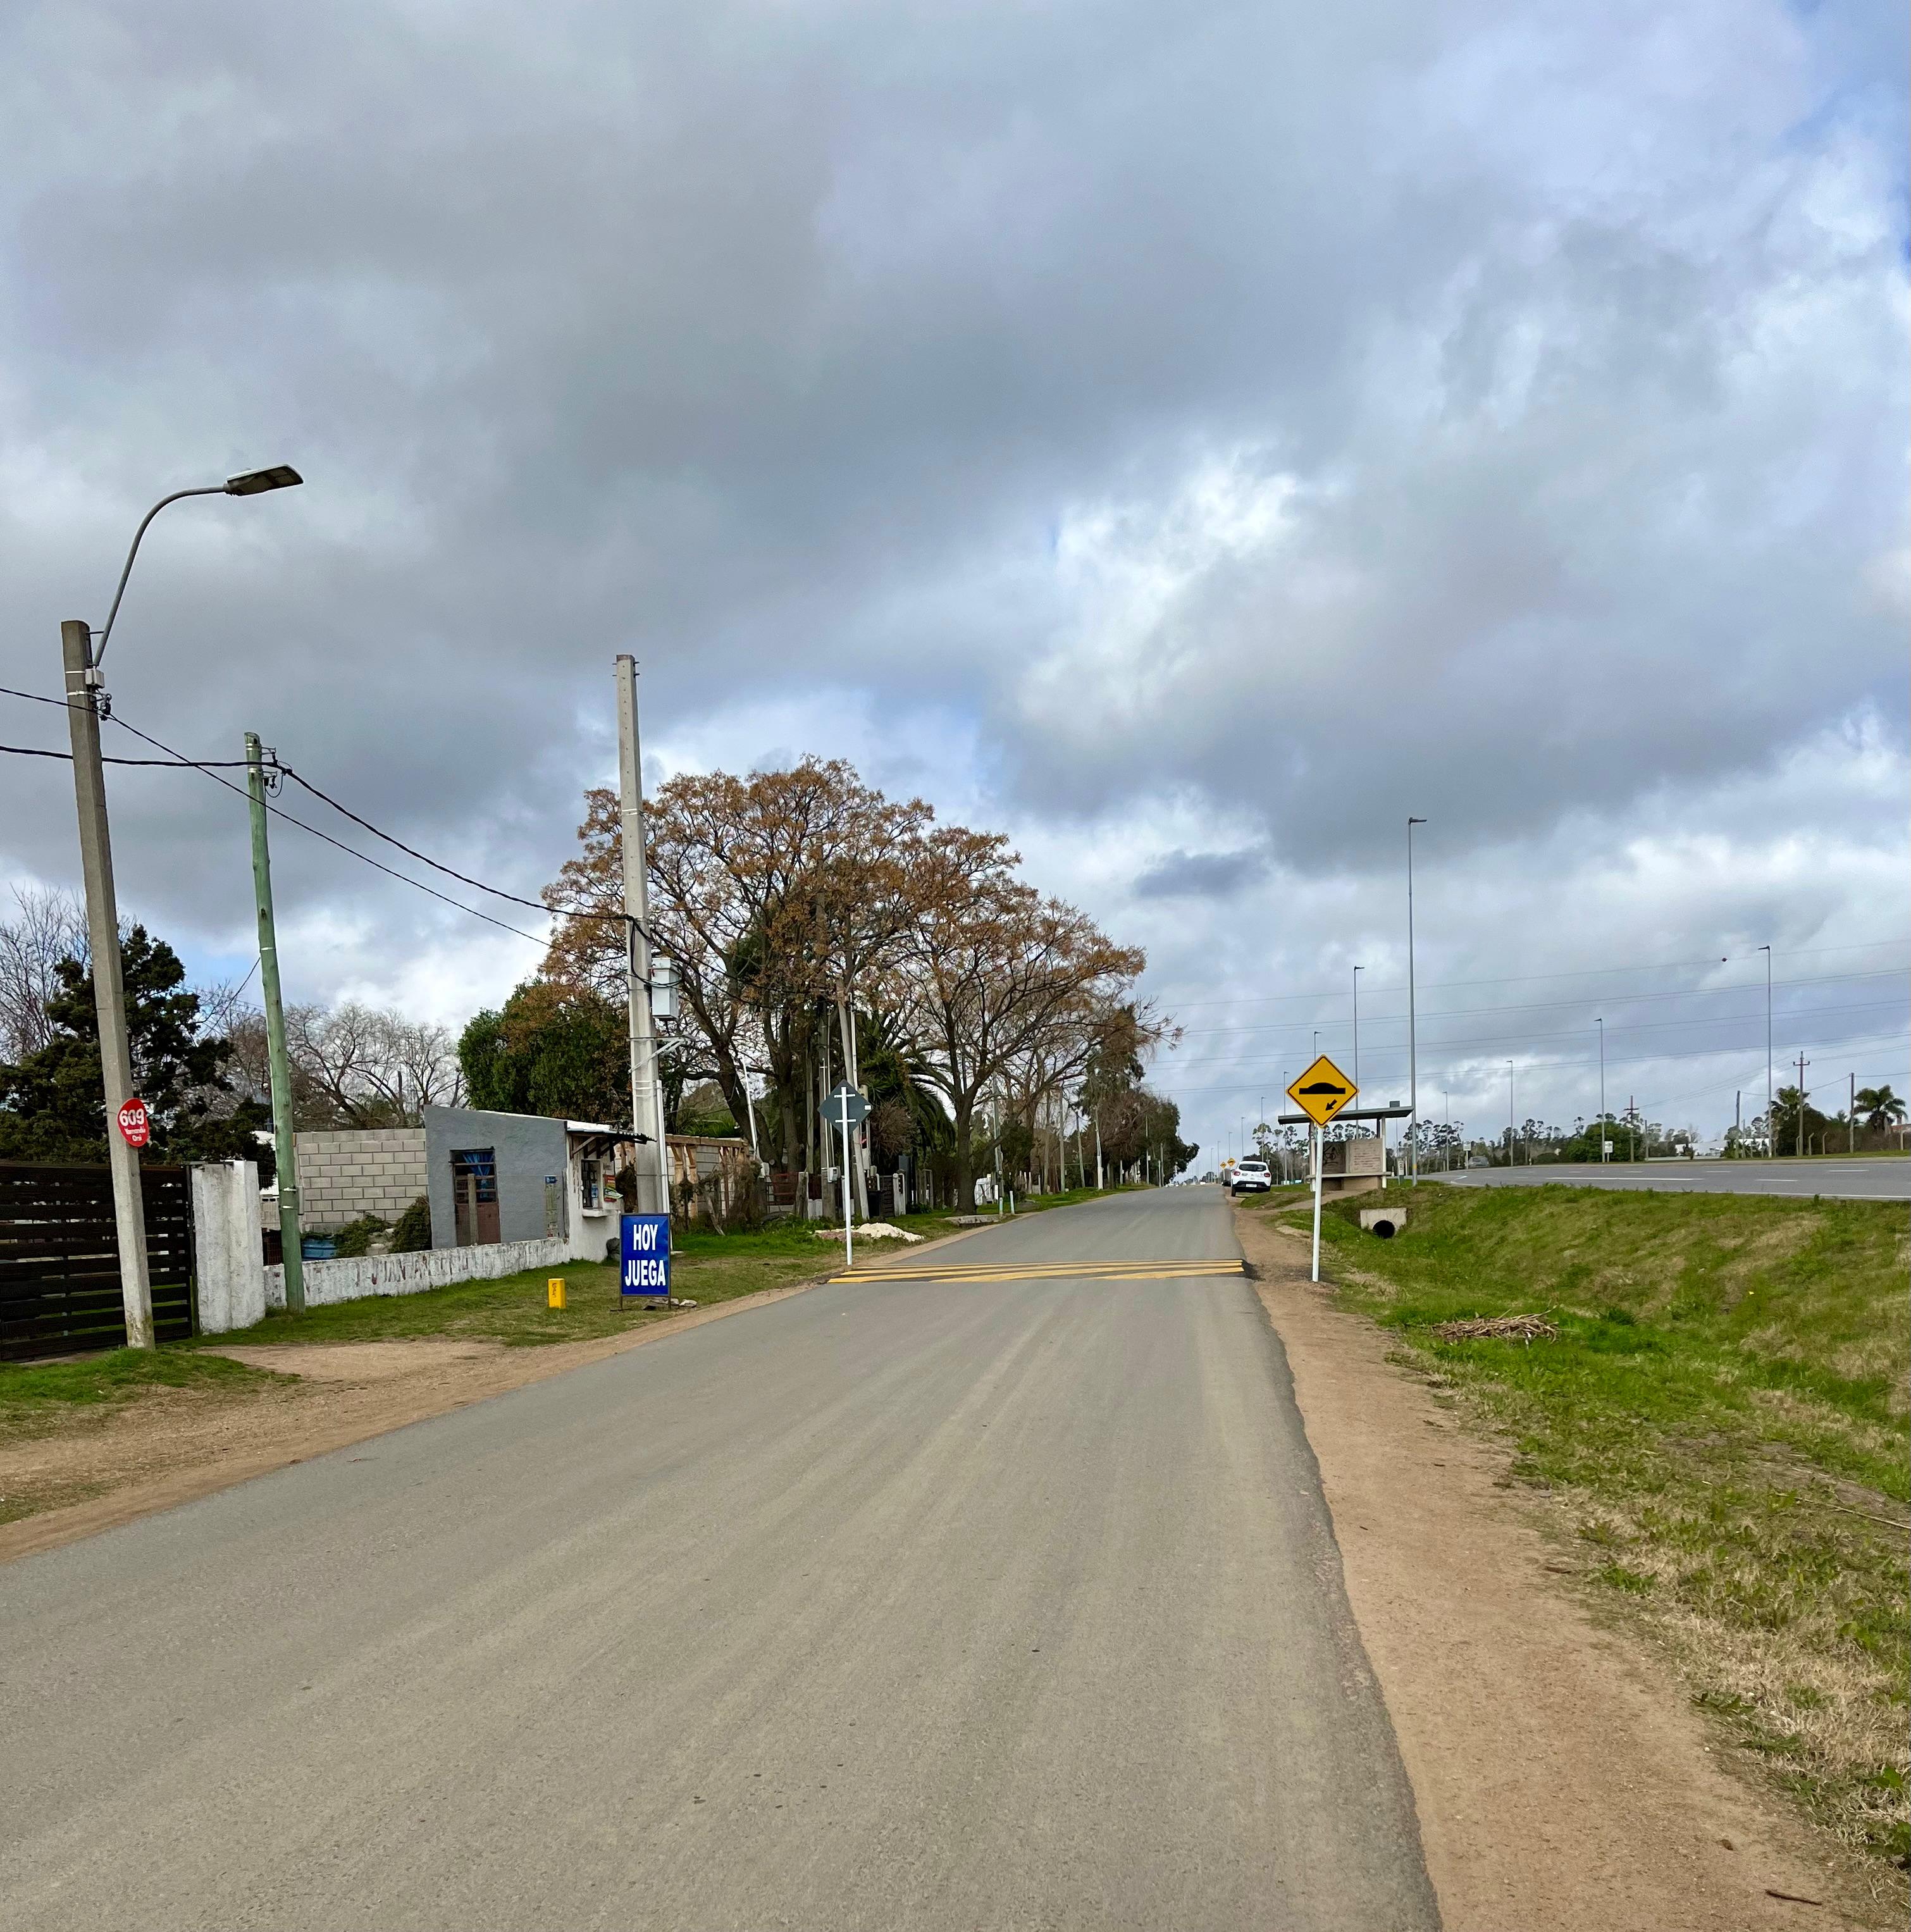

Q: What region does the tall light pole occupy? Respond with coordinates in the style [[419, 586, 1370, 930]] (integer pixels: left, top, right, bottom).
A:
[[1507, 1060, 1516, 1167], [64, 466, 302, 1349], [1597, 1018, 1606, 1163], [1407, 817, 1425, 1184], [1760, 944, 1772, 1155], [1351, 965, 1363, 1095]]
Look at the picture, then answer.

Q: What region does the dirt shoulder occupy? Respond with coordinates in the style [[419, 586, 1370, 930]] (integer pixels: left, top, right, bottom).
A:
[[1236, 1205, 1877, 1930], [0, 1278, 824, 1567]]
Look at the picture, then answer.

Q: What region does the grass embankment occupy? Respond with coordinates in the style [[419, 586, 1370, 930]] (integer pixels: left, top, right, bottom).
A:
[[1260, 1182, 1908, 1870]]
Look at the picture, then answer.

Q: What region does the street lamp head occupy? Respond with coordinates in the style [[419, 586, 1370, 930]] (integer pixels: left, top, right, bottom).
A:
[[1407, 816, 1426, 826], [225, 464, 302, 496]]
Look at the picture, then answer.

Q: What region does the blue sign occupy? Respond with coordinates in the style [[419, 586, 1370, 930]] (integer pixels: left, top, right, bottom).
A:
[[619, 1214, 671, 1299]]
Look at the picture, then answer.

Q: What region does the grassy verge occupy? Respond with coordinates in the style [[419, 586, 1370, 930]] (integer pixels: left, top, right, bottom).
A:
[[1283, 1182, 1908, 1873], [0, 1349, 288, 1443]]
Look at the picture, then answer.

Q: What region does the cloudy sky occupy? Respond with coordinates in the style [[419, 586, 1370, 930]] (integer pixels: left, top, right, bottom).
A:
[[3, 0, 1905, 1161]]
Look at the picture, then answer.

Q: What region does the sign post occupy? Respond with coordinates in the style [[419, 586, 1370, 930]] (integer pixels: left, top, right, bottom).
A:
[[619, 1213, 671, 1303], [1286, 1055, 1357, 1285], [824, 1083, 869, 1270]]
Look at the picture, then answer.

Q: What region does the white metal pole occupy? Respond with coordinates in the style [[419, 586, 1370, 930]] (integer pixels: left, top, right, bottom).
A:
[[1597, 1019, 1606, 1162], [1310, 1124, 1323, 1283], [615, 655, 668, 1215], [1407, 817, 1424, 1184], [840, 1098, 853, 1268], [1762, 945, 1772, 1153]]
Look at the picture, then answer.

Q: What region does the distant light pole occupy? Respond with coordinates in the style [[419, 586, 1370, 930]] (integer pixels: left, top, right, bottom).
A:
[[1760, 944, 1772, 1154], [1507, 1060, 1516, 1167], [1407, 817, 1425, 1184], [63, 465, 303, 1349], [1351, 965, 1363, 1094], [1597, 1018, 1606, 1163]]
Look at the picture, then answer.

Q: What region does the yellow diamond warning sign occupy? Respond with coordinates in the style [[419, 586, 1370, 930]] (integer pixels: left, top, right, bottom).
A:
[[1287, 1055, 1357, 1128]]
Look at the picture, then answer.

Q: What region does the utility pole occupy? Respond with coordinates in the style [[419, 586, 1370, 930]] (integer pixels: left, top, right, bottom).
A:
[[1849, 1072, 1855, 1155], [1407, 817, 1424, 1184], [615, 655, 669, 1213], [1094, 1108, 1104, 1191], [1795, 1053, 1809, 1158], [245, 735, 304, 1314], [61, 621, 152, 1349], [1597, 1018, 1606, 1163]]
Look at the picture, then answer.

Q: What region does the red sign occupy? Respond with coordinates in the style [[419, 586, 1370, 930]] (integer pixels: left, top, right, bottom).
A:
[[116, 1099, 151, 1149]]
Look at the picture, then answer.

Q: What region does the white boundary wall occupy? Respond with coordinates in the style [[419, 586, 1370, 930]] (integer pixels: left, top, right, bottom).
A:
[[263, 1235, 574, 1312], [192, 1161, 267, 1335]]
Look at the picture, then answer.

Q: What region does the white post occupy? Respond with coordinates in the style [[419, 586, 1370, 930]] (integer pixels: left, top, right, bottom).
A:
[[839, 1096, 853, 1269], [1310, 1125, 1323, 1284], [615, 655, 669, 1215]]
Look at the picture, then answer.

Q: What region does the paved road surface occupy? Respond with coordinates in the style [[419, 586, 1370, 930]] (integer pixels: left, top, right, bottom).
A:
[[1434, 1158, 1910, 1201], [0, 1188, 1435, 1931]]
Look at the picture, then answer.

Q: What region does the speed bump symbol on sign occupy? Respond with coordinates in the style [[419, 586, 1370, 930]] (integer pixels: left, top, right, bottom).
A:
[[1287, 1054, 1356, 1127]]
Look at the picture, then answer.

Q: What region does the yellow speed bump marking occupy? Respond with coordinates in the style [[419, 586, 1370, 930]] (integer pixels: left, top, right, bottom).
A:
[[831, 1258, 1244, 1285]]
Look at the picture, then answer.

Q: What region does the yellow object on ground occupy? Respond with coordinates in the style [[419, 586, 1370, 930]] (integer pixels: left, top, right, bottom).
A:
[[546, 1278, 566, 1310]]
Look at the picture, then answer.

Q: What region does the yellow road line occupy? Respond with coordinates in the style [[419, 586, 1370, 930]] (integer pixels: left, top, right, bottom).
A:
[[830, 1259, 1245, 1285]]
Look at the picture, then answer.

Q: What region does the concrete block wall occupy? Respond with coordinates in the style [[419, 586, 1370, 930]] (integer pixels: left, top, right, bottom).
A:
[[294, 1127, 428, 1229]]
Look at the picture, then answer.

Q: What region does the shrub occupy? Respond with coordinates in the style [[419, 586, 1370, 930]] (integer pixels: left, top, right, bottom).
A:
[[389, 1196, 433, 1252], [330, 1213, 390, 1259]]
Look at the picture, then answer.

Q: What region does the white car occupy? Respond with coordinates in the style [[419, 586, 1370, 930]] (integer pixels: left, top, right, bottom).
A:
[[1228, 1158, 1272, 1194]]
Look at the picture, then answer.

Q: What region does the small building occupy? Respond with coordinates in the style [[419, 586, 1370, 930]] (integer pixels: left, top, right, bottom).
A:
[[1314, 1134, 1387, 1197]]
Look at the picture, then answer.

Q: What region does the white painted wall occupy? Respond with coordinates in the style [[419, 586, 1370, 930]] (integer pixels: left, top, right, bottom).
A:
[[263, 1234, 574, 1312], [191, 1160, 266, 1335]]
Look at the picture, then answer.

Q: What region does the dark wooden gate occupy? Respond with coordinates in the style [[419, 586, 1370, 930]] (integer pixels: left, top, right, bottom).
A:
[[0, 1161, 195, 1361]]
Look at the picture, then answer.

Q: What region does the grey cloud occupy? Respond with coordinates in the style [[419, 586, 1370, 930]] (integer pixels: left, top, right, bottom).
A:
[[1134, 850, 1270, 901], [0, 0, 1901, 1085]]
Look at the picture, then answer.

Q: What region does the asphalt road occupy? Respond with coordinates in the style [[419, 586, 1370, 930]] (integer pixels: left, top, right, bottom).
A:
[[1433, 1157, 1910, 1201], [0, 1188, 1435, 1932]]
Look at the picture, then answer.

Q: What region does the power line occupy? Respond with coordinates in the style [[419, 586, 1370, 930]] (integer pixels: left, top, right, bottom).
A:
[[1169, 968, 1907, 1041], [1168, 998, 1908, 1072], [0, 741, 254, 767], [5, 682, 631, 942], [1158, 1025, 1911, 1099], [100, 712, 559, 947], [1158, 938, 1910, 1010]]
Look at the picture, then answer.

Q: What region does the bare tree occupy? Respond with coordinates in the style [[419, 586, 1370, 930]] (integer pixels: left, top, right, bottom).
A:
[[226, 1001, 465, 1128], [0, 886, 90, 1062]]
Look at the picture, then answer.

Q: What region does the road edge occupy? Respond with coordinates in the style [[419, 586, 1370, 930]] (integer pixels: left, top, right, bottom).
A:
[[0, 1273, 831, 1568]]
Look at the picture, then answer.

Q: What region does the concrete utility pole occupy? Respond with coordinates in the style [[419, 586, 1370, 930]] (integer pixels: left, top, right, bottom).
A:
[[1794, 1053, 1809, 1158], [61, 621, 151, 1349], [615, 655, 669, 1213], [1849, 1072, 1855, 1155], [245, 735, 304, 1313], [1597, 1018, 1606, 1161]]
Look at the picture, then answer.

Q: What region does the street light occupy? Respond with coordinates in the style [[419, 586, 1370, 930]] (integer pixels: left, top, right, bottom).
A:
[[63, 466, 303, 1349], [1407, 817, 1425, 1184], [1759, 944, 1772, 1155]]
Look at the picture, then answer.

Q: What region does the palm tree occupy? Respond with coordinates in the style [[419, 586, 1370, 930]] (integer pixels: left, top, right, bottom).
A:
[[1855, 1085, 1907, 1132]]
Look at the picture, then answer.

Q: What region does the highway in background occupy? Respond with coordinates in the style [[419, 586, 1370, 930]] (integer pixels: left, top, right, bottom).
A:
[[1, 1188, 1435, 1932], [1434, 1158, 1910, 1201]]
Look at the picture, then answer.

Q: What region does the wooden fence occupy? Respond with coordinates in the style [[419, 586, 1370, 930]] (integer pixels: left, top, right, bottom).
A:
[[0, 1161, 194, 1361]]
